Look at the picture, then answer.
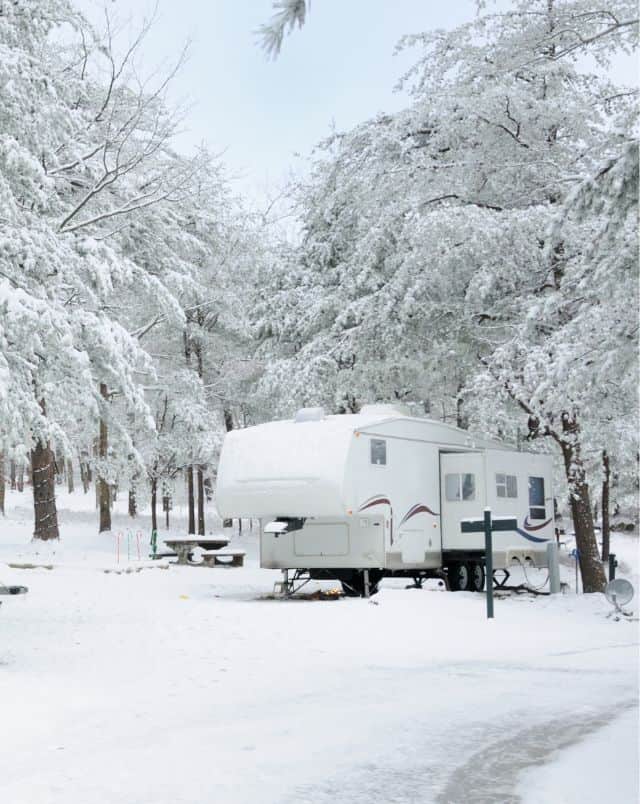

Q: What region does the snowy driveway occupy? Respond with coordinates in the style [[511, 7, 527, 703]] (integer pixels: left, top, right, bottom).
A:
[[1, 558, 638, 804]]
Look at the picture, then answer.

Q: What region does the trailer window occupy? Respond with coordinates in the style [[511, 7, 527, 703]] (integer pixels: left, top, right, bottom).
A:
[[445, 473, 476, 501], [496, 474, 518, 498], [528, 476, 546, 519], [370, 438, 387, 466]]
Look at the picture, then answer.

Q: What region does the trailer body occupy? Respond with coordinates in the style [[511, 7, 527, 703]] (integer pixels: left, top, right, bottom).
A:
[[216, 405, 554, 578]]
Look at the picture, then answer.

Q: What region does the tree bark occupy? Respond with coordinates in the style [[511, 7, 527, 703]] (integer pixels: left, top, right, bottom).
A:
[[55, 449, 64, 485], [601, 449, 610, 562], [66, 458, 74, 494], [17, 461, 24, 492], [456, 384, 469, 429], [31, 401, 60, 540], [197, 466, 205, 535], [98, 383, 111, 533], [128, 481, 137, 518], [0, 451, 5, 515], [222, 409, 234, 528], [559, 415, 606, 592], [79, 451, 91, 493], [9, 459, 16, 490], [187, 466, 195, 534], [150, 477, 158, 533], [223, 408, 234, 433]]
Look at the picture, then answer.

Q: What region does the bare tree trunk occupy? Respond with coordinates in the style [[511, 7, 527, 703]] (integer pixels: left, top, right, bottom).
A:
[[9, 459, 16, 490], [17, 461, 24, 492], [98, 383, 111, 533], [55, 449, 64, 485], [79, 452, 91, 493], [456, 384, 469, 430], [222, 409, 233, 528], [31, 401, 60, 541], [128, 480, 137, 518], [223, 408, 234, 433], [0, 451, 5, 515], [187, 466, 195, 534], [559, 416, 606, 592], [601, 449, 610, 563], [66, 458, 74, 493], [197, 466, 205, 536], [150, 477, 158, 533]]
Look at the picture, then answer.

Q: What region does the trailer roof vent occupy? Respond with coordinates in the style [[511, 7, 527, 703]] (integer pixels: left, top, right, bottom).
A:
[[294, 406, 326, 423]]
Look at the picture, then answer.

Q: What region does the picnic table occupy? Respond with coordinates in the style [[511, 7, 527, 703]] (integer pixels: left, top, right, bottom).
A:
[[201, 549, 246, 568], [162, 537, 229, 565]]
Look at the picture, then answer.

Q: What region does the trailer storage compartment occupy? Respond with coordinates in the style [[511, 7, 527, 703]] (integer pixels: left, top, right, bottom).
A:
[[294, 522, 349, 557]]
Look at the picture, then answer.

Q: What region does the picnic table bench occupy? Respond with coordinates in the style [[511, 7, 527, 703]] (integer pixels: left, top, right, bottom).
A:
[[200, 550, 246, 568], [162, 537, 230, 565]]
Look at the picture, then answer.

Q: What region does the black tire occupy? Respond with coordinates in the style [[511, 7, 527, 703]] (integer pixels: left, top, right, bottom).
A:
[[448, 561, 472, 592], [470, 561, 486, 592], [340, 570, 383, 597]]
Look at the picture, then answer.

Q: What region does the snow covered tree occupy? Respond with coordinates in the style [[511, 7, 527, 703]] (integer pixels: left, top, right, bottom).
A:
[[259, 1, 308, 57], [257, 0, 638, 591], [0, 1, 240, 538]]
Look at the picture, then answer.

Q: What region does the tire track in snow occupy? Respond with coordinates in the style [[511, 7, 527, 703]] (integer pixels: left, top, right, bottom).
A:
[[284, 701, 637, 804], [436, 701, 638, 804]]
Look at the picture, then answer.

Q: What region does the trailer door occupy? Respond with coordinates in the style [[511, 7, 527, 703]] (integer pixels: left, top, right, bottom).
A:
[[439, 452, 486, 550]]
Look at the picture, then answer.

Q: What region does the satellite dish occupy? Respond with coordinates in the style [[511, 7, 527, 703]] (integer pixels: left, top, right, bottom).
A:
[[605, 578, 634, 617]]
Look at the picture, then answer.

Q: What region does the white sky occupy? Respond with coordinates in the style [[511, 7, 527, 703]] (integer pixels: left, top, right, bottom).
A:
[[78, 1, 637, 202], [76, 0, 480, 197]]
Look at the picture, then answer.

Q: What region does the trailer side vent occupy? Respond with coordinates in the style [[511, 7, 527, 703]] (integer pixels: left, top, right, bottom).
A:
[[294, 407, 325, 423]]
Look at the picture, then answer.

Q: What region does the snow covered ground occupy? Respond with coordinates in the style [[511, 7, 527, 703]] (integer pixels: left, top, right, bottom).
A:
[[1, 488, 638, 804]]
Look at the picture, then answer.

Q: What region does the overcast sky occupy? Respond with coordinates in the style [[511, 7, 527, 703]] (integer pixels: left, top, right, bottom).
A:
[[77, 1, 480, 196], [79, 1, 636, 201]]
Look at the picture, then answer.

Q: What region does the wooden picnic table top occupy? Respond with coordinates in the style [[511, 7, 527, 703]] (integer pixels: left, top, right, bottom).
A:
[[163, 537, 230, 551]]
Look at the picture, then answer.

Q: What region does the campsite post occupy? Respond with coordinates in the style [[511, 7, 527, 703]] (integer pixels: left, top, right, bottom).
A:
[[461, 511, 516, 619], [484, 508, 494, 620]]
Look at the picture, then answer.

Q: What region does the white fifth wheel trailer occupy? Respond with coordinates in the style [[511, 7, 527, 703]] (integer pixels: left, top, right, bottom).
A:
[[216, 404, 554, 596]]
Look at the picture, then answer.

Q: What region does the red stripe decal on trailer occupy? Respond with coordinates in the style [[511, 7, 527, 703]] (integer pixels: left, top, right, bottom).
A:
[[398, 504, 440, 527], [523, 516, 552, 531], [358, 496, 391, 511], [358, 496, 394, 544]]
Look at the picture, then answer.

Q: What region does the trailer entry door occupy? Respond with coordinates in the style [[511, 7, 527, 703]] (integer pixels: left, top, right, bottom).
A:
[[439, 452, 486, 550]]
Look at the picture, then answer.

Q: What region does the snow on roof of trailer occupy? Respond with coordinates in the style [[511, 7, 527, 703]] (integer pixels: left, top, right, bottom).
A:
[[249, 404, 518, 452], [350, 407, 517, 451]]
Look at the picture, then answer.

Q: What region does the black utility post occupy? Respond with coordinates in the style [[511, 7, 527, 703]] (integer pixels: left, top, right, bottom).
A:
[[461, 509, 517, 620], [484, 508, 494, 619]]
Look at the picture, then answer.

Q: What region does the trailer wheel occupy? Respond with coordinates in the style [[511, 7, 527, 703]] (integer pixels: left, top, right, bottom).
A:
[[448, 562, 471, 592], [340, 570, 382, 597], [470, 561, 486, 592]]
